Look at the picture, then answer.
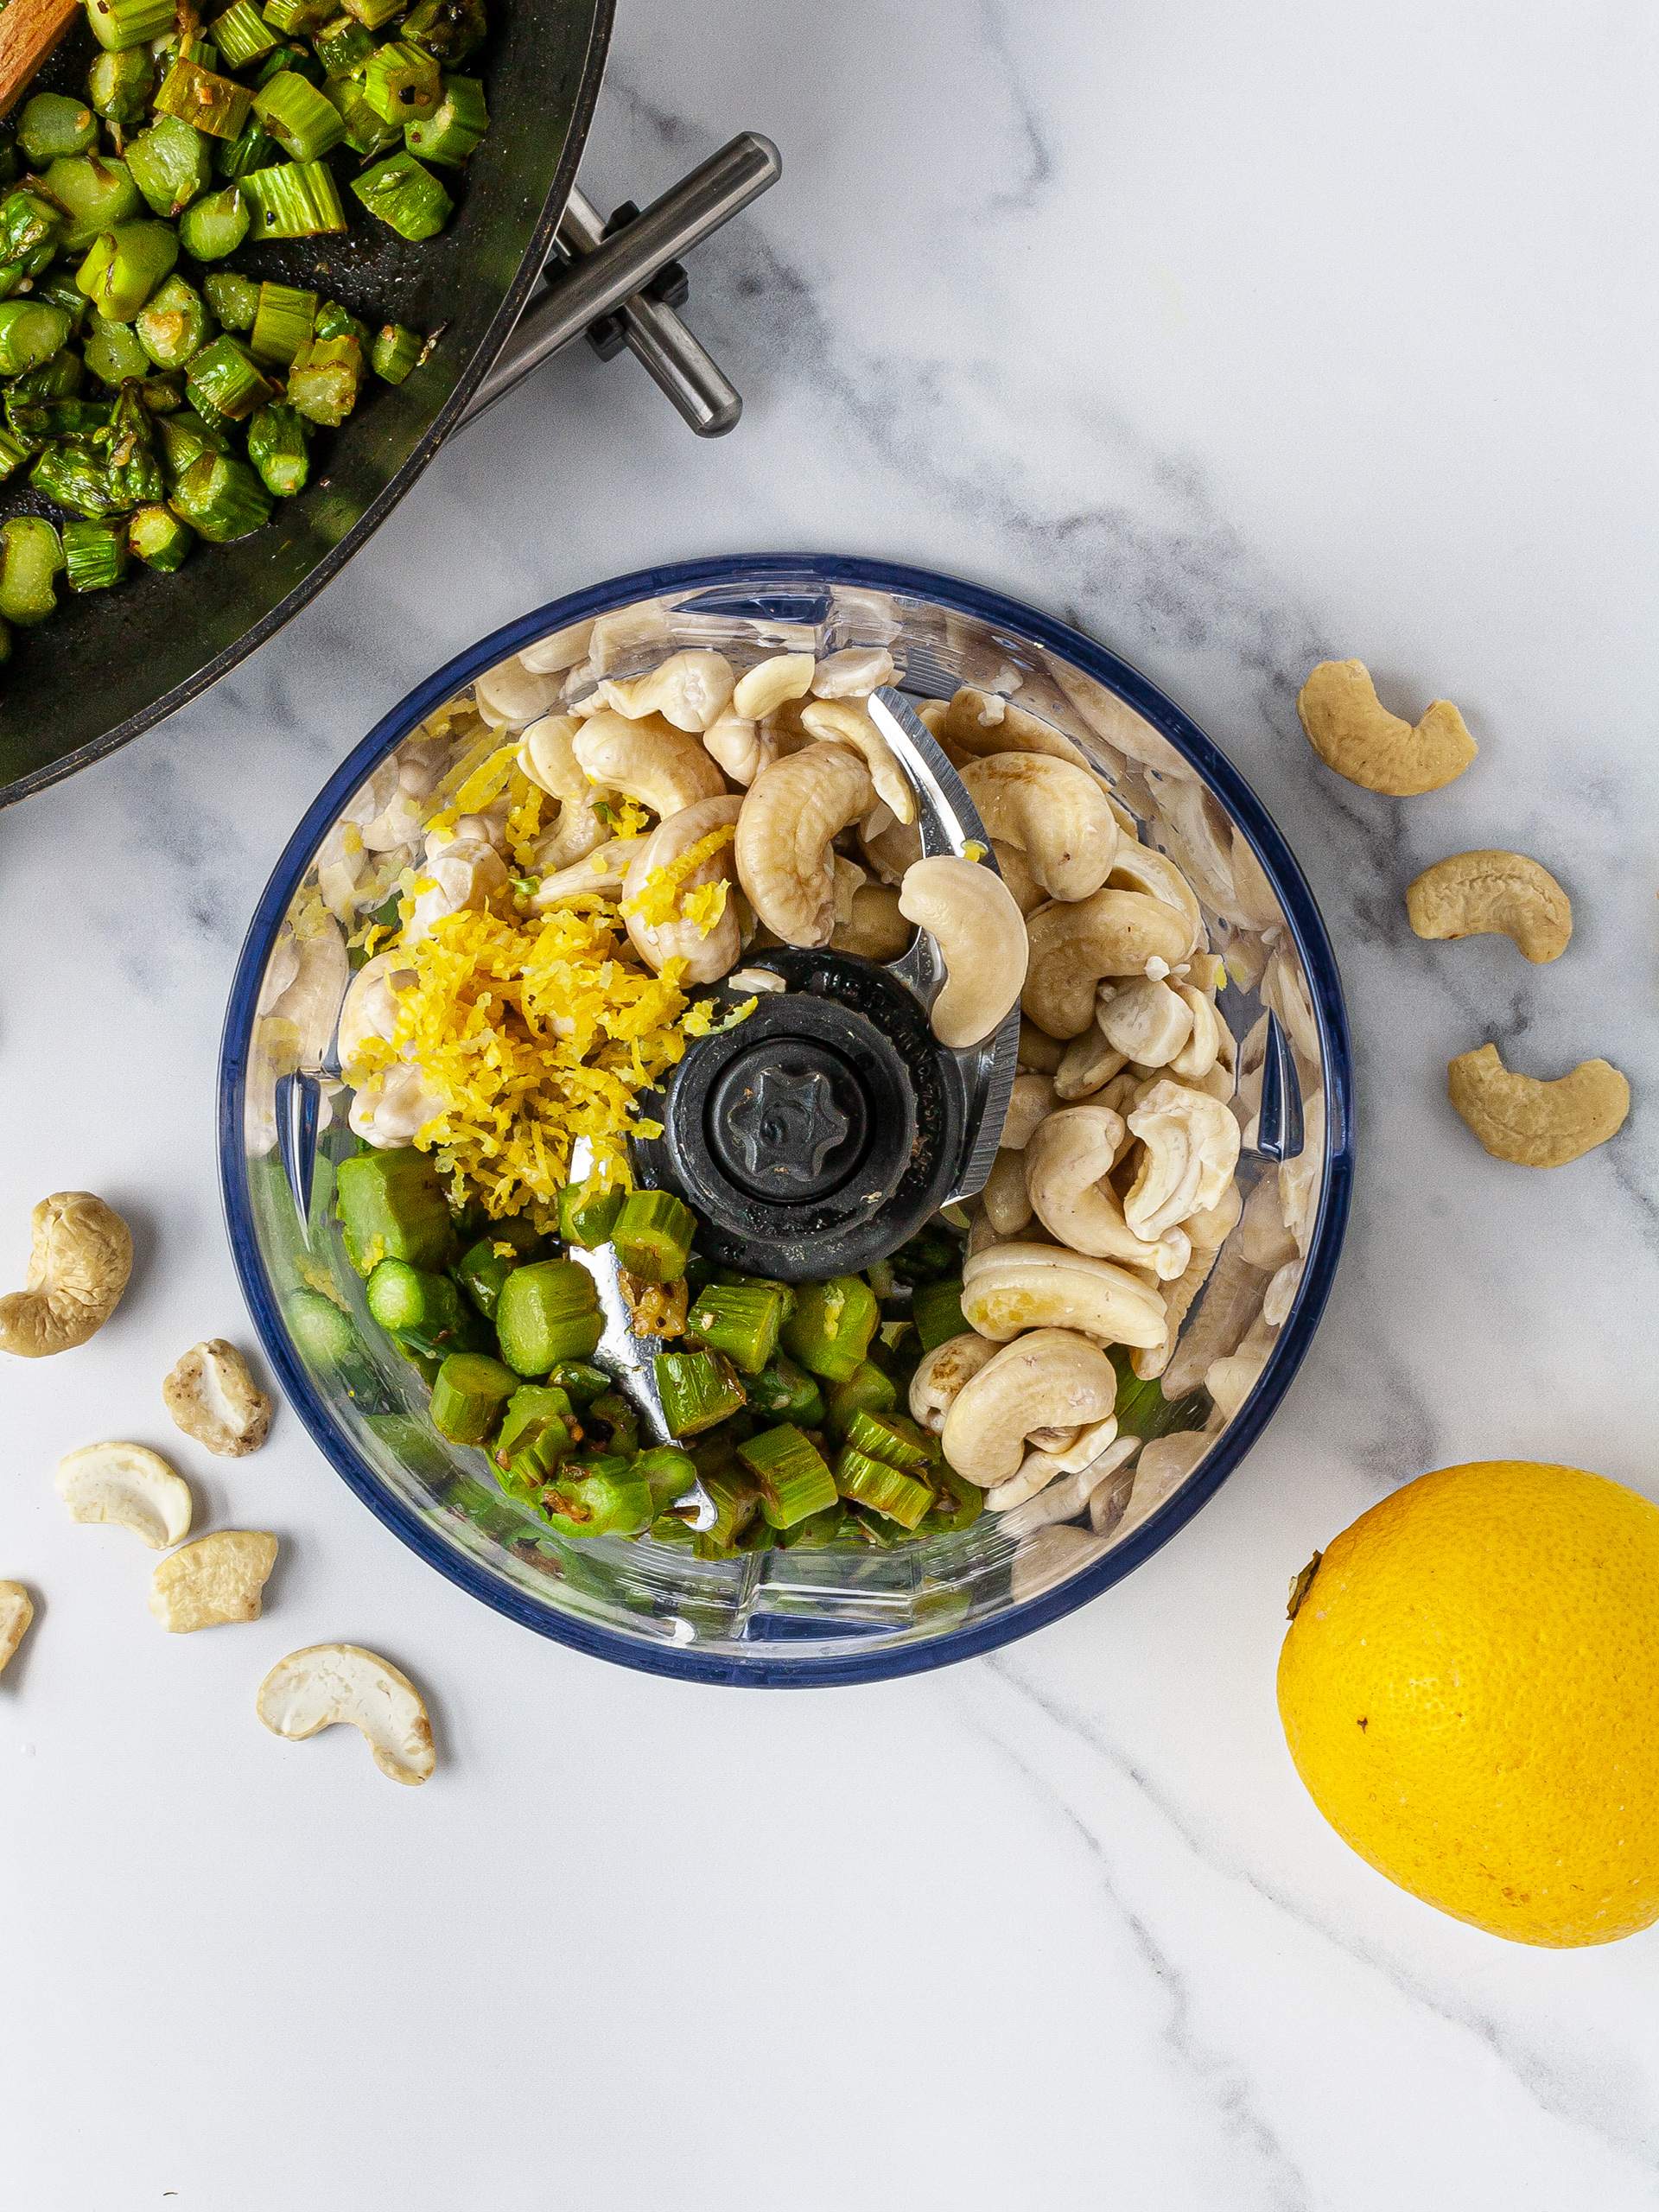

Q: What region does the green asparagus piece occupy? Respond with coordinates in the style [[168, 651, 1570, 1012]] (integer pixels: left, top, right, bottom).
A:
[[405, 74, 486, 167], [185, 334, 273, 419], [313, 13, 374, 73], [252, 70, 346, 160], [556, 1178, 623, 1249], [843, 1408, 933, 1474], [337, 1147, 458, 1274], [780, 1274, 879, 1383], [134, 273, 209, 369], [776, 1501, 849, 1549], [77, 220, 178, 320], [545, 1360, 610, 1406], [33, 277, 92, 336], [918, 1466, 983, 1536], [126, 115, 214, 215], [244, 158, 346, 237], [610, 1189, 697, 1283], [494, 1258, 602, 1376], [156, 405, 230, 477], [61, 517, 128, 591], [0, 192, 63, 263], [30, 439, 128, 519], [632, 1446, 698, 1514], [209, 0, 280, 67], [1112, 1352, 1209, 1441], [0, 302, 73, 376], [580, 1391, 638, 1460], [492, 1384, 578, 1470], [429, 1351, 518, 1446], [176, 183, 251, 257], [362, 40, 442, 124], [0, 517, 64, 625], [249, 279, 315, 365], [284, 329, 362, 423], [217, 117, 283, 177], [893, 1230, 958, 1281], [825, 1359, 898, 1435], [202, 269, 259, 328], [833, 1444, 934, 1530], [541, 1467, 654, 1541], [654, 1348, 747, 1438], [87, 48, 156, 130], [747, 1353, 826, 1428], [685, 1282, 787, 1376], [340, 0, 405, 29], [128, 501, 193, 569], [84, 0, 178, 54], [153, 58, 252, 141], [911, 1277, 966, 1352], [81, 315, 152, 383], [370, 321, 423, 382], [39, 154, 142, 251], [402, 0, 486, 64], [365, 1255, 465, 1339], [262, 0, 334, 30], [351, 150, 452, 241], [106, 379, 164, 504], [696, 1467, 760, 1553], [0, 429, 31, 484], [18, 95, 99, 166], [321, 74, 402, 156], [739, 1423, 838, 1529]]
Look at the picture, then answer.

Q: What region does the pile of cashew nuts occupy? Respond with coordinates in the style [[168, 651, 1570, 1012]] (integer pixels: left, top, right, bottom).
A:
[[257, 607, 1329, 1590]]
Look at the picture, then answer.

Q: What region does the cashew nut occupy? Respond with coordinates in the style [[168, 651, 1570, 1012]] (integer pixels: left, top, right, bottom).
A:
[[0, 1583, 32, 1676], [1054, 1023, 1128, 1101], [1024, 1107, 1192, 1279], [1009, 1522, 1111, 1603], [1042, 654, 1198, 781], [945, 685, 1096, 774], [899, 857, 1028, 1049], [1182, 1177, 1242, 1252], [961, 1243, 1166, 1348], [940, 1327, 1119, 1486], [988, 1416, 1129, 1510], [350, 1060, 446, 1148], [1112, 1433, 1209, 1542], [573, 710, 728, 818], [1168, 985, 1223, 1081], [811, 645, 895, 696], [1406, 850, 1572, 963], [1206, 1309, 1280, 1418], [799, 696, 915, 825], [0, 1192, 133, 1359], [336, 950, 415, 1079], [517, 617, 594, 676], [1447, 1043, 1630, 1167], [1156, 779, 1238, 915], [149, 1530, 277, 1633], [1018, 1017, 1068, 1076], [990, 840, 1046, 917], [982, 1148, 1034, 1235], [359, 785, 427, 853], [474, 656, 567, 730], [735, 742, 874, 947], [265, 914, 349, 1062], [908, 1331, 1001, 1433], [1097, 978, 1195, 1068], [1160, 1244, 1267, 1398], [257, 924, 301, 1017], [1278, 1087, 1326, 1257], [997, 1439, 1141, 1536], [405, 838, 512, 944], [1124, 1080, 1241, 1240], [1001, 1071, 1057, 1150], [593, 650, 736, 732], [1129, 1240, 1218, 1381], [732, 652, 815, 721], [860, 812, 923, 887], [1239, 1173, 1299, 1271], [1297, 658, 1477, 795], [162, 1340, 272, 1458], [256, 1643, 435, 1786], [830, 884, 912, 963], [535, 798, 615, 873], [1105, 842, 1204, 957], [518, 713, 590, 803], [56, 1442, 192, 1549], [622, 794, 743, 983], [1263, 1258, 1302, 1328], [1261, 950, 1320, 1068], [1023, 889, 1192, 1038], [702, 711, 776, 788], [957, 754, 1119, 900]]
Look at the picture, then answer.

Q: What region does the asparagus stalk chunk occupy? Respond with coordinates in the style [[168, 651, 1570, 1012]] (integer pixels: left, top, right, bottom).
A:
[[556, 1179, 623, 1249], [313, 14, 374, 73], [429, 1351, 518, 1446], [135, 273, 208, 368], [654, 1349, 747, 1438], [79, 319, 150, 385], [153, 59, 253, 140], [610, 1189, 697, 1283], [176, 184, 251, 257], [39, 154, 143, 251], [77, 220, 179, 320], [126, 115, 214, 214], [244, 159, 347, 237], [911, 1277, 966, 1353], [747, 1353, 826, 1428], [84, 0, 179, 54], [351, 150, 453, 240], [128, 501, 193, 569], [106, 379, 164, 504], [405, 75, 486, 167], [0, 517, 65, 625], [18, 96, 100, 165], [494, 1259, 603, 1376], [541, 1468, 654, 1541], [202, 269, 260, 328], [186, 334, 274, 419], [402, 0, 486, 64], [209, 0, 279, 67], [61, 517, 129, 590], [685, 1282, 787, 1376], [337, 1147, 458, 1274], [825, 1358, 897, 1435], [252, 71, 346, 160], [739, 1423, 839, 1529], [87, 48, 156, 128], [833, 1444, 934, 1531], [780, 1275, 880, 1383], [362, 40, 442, 124], [0, 302, 73, 377], [370, 321, 423, 382]]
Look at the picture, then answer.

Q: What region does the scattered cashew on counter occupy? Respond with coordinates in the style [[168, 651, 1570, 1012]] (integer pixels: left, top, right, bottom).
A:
[[1296, 658, 1478, 795], [163, 1340, 273, 1458], [1407, 849, 1573, 963], [1447, 1044, 1630, 1167], [257, 1645, 436, 1786], [0, 1192, 133, 1358], [150, 1532, 279, 1634], [0, 1583, 33, 1676]]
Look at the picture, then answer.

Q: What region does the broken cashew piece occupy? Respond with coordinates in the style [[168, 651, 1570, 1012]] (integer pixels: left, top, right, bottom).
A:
[[0, 1192, 133, 1359], [908, 1332, 1001, 1434], [1024, 1106, 1192, 1280], [702, 712, 776, 788], [56, 1442, 192, 1549], [257, 1643, 435, 1786], [163, 1340, 272, 1458], [593, 649, 736, 732], [941, 1328, 1119, 1488], [149, 1531, 278, 1633], [736, 742, 874, 947], [1447, 1043, 1630, 1167], [1024, 889, 1192, 1038], [1097, 978, 1194, 1068], [961, 1243, 1166, 1349], [1054, 1022, 1128, 1102], [957, 754, 1119, 901], [799, 696, 916, 825], [1406, 850, 1572, 963], [899, 856, 1028, 1049], [732, 653, 815, 722], [622, 794, 744, 984], [0, 1583, 32, 1676], [1124, 1079, 1242, 1241], [1297, 658, 1477, 796]]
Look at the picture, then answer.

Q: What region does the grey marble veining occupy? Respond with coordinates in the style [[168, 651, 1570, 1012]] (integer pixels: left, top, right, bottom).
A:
[[1, 3, 1656, 2205]]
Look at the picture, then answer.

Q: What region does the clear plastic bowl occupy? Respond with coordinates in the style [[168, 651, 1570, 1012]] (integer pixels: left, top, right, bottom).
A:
[[219, 556, 1353, 1686]]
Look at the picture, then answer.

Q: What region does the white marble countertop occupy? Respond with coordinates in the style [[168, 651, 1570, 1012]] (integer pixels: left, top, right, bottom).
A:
[[3, 3, 1657, 2205]]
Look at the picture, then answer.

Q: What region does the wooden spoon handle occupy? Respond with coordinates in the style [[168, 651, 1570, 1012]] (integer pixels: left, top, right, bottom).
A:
[[0, 0, 84, 120]]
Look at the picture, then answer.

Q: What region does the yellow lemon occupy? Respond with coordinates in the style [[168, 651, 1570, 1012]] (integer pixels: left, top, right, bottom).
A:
[[1277, 1460, 1659, 1946]]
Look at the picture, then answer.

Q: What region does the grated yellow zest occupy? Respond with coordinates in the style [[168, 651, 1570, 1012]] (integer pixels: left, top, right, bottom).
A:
[[451, 741, 522, 817], [354, 901, 700, 1228], [620, 824, 736, 929], [680, 880, 728, 938]]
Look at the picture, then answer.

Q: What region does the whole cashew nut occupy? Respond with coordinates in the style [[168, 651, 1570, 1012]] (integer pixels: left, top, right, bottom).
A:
[[982, 1148, 1034, 1235], [1447, 1043, 1630, 1166], [732, 653, 816, 721], [1042, 654, 1198, 781], [474, 656, 567, 730], [337, 950, 416, 1078], [622, 795, 744, 983], [573, 711, 728, 819], [1024, 1107, 1192, 1279], [799, 696, 916, 825], [1297, 658, 1477, 796], [1123, 1079, 1242, 1240], [908, 1330, 1001, 1433], [957, 754, 1120, 900], [702, 712, 777, 788], [944, 685, 1097, 775], [996, 1437, 1141, 1537], [406, 838, 512, 944], [531, 836, 640, 910], [0, 1192, 133, 1358], [1105, 842, 1203, 957], [1407, 850, 1572, 963], [1023, 889, 1192, 1038], [1054, 1022, 1128, 1101], [518, 713, 591, 803], [536, 798, 615, 873], [941, 1327, 1119, 1487], [960, 1243, 1166, 1348], [898, 857, 1029, 1049], [1097, 978, 1195, 1068], [593, 650, 736, 732], [736, 742, 874, 947], [257, 1643, 435, 1786]]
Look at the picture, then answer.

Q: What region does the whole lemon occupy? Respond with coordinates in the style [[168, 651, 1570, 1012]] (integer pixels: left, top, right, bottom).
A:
[[1277, 1460, 1659, 1946]]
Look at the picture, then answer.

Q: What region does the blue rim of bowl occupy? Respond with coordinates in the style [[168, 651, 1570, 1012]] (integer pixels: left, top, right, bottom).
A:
[[219, 553, 1355, 1688]]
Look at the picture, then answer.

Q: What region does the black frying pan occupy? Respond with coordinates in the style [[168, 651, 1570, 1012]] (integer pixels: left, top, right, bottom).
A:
[[0, 0, 613, 804]]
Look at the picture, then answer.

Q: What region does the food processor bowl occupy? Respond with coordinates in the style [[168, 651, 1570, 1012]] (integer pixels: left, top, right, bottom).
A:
[[219, 555, 1354, 1686]]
